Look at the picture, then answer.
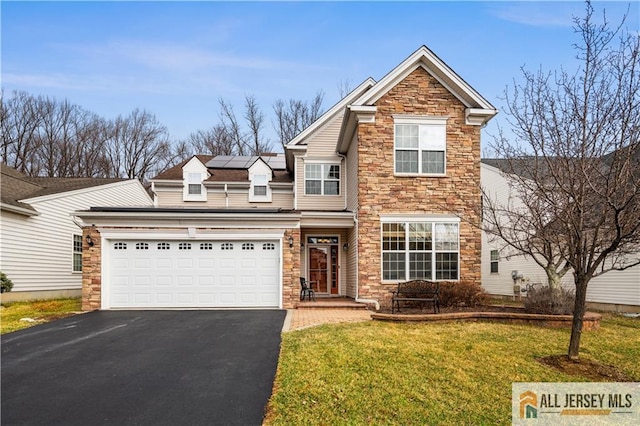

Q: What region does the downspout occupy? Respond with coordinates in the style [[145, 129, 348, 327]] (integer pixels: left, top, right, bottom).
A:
[[224, 183, 229, 208]]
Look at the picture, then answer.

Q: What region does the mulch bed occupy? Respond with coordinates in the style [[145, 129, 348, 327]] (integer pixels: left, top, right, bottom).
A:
[[538, 355, 637, 382]]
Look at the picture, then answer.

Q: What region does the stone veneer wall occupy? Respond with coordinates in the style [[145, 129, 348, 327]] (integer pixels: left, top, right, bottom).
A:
[[82, 226, 102, 311], [357, 67, 482, 306], [81, 226, 300, 311]]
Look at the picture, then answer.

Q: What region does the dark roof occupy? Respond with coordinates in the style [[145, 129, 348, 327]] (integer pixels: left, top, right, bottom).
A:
[[153, 155, 215, 180], [1, 163, 126, 213], [151, 154, 293, 183], [85, 206, 294, 214]]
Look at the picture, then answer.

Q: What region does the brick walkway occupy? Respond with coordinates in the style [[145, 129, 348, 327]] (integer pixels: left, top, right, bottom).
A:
[[283, 309, 372, 332]]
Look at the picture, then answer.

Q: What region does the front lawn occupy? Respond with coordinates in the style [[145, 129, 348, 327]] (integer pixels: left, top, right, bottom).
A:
[[264, 314, 639, 425], [0, 298, 82, 334]]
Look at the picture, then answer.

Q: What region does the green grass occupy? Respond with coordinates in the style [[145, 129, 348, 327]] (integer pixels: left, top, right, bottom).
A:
[[265, 314, 639, 425], [0, 297, 82, 334]]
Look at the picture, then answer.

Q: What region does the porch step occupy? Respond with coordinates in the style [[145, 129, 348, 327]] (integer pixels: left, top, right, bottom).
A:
[[297, 298, 370, 310]]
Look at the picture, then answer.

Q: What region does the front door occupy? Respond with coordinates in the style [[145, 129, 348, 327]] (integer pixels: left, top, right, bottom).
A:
[[307, 238, 339, 295]]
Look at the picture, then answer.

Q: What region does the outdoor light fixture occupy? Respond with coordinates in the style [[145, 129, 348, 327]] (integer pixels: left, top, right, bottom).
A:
[[86, 234, 95, 247], [343, 243, 349, 251], [288, 236, 294, 248], [300, 242, 305, 249]]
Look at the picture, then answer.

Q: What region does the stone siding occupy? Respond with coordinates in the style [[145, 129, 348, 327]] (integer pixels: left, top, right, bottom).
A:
[[357, 67, 482, 305]]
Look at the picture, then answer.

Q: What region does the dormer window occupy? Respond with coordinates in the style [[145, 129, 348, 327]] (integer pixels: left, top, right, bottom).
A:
[[187, 173, 202, 195], [182, 157, 208, 202], [248, 158, 272, 202], [253, 174, 268, 197]]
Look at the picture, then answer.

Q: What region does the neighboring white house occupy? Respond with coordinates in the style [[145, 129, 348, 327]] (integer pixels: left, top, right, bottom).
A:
[[481, 162, 640, 312], [0, 164, 153, 301]]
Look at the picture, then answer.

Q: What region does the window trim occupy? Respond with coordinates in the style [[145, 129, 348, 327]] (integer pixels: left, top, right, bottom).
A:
[[380, 216, 460, 283], [393, 116, 448, 177], [249, 173, 271, 202], [72, 234, 83, 273], [304, 163, 341, 196], [183, 171, 207, 202], [490, 249, 499, 274]]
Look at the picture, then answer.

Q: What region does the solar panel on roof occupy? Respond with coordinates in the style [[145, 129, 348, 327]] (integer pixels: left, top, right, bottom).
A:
[[206, 154, 286, 169]]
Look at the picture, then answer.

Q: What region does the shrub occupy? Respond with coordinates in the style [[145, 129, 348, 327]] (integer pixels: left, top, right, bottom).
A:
[[523, 285, 574, 315], [439, 281, 488, 308], [1, 271, 14, 293]]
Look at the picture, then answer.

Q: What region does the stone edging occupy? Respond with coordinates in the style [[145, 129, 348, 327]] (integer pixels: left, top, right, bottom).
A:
[[370, 311, 602, 331]]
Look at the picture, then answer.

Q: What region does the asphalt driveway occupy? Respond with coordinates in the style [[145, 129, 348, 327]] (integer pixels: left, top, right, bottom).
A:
[[1, 310, 286, 426]]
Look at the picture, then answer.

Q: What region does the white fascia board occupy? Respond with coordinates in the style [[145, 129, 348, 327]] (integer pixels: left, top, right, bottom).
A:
[[354, 46, 496, 112], [74, 211, 301, 229], [204, 181, 250, 188], [0, 202, 40, 216], [465, 108, 498, 126], [286, 77, 376, 148], [336, 105, 378, 154], [98, 228, 286, 240], [299, 211, 356, 228], [380, 214, 461, 222], [23, 179, 152, 204]]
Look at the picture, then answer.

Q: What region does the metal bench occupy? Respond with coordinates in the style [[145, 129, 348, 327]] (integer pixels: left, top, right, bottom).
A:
[[391, 280, 440, 314]]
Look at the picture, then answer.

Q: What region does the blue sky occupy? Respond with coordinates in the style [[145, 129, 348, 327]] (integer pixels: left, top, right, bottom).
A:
[[2, 1, 638, 153]]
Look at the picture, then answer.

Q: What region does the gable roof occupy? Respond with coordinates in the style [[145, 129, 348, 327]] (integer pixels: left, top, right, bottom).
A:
[[151, 155, 215, 180], [286, 78, 377, 148], [0, 163, 127, 215], [354, 45, 496, 112]]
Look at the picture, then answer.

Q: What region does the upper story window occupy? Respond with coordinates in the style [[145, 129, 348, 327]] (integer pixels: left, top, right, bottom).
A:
[[253, 174, 268, 197], [305, 164, 340, 195], [187, 173, 202, 195], [394, 116, 447, 176], [248, 159, 272, 203], [182, 157, 208, 202]]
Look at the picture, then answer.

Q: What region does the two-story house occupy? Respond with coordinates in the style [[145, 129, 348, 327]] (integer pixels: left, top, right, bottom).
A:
[[75, 46, 497, 311]]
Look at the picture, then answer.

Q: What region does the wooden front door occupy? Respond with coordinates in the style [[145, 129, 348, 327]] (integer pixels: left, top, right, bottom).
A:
[[308, 243, 339, 295]]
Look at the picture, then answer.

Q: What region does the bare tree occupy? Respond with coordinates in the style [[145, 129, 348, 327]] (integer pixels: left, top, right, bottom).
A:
[[218, 98, 247, 155], [106, 109, 170, 180], [484, 1, 640, 359], [1, 90, 43, 174], [337, 79, 353, 98], [273, 90, 324, 149], [244, 94, 271, 154]]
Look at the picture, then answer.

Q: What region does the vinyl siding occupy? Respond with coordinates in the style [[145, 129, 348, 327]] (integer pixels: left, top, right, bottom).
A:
[[155, 186, 293, 209], [296, 114, 346, 211], [346, 132, 359, 212], [1, 181, 151, 292], [480, 163, 640, 307]]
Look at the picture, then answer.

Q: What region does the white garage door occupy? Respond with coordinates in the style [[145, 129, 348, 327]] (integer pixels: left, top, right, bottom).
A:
[[107, 240, 280, 308]]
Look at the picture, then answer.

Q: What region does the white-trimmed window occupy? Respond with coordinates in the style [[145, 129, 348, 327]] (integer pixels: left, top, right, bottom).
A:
[[394, 116, 447, 175], [253, 175, 267, 197], [490, 249, 499, 273], [182, 158, 208, 202], [72, 235, 83, 272], [187, 173, 202, 195], [382, 220, 459, 281], [305, 164, 340, 195]]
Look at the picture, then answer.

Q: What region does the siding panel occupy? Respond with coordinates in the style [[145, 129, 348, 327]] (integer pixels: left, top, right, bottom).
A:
[[1, 181, 151, 292]]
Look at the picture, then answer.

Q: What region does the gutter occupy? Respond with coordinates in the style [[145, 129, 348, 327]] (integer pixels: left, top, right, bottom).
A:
[[351, 215, 380, 311]]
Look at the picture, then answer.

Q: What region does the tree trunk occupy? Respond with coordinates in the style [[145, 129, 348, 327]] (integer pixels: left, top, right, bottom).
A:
[[545, 268, 563, 290], [568, 277, 588, 360]]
